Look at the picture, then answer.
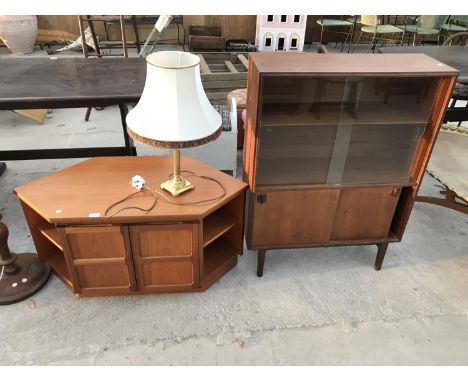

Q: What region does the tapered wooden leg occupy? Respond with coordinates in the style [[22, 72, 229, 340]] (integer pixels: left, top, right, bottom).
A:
[[257, 249, 266, 277], [0, 162, 6, 177], [374, 242, 389, 271]]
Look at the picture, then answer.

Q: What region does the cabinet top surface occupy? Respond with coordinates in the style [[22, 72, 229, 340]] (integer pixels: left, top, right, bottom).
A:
[[15, 156, 247, 224], [249, 53, 458, 76]]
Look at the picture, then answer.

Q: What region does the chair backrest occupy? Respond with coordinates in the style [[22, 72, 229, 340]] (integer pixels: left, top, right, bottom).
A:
[[417, 15, 448, 29], [361, 15, 379, 27], [443, 31, 468, 45]]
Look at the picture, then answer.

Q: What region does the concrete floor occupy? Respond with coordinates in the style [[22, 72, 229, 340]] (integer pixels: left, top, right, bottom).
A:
[[0, 44, 467, 365]]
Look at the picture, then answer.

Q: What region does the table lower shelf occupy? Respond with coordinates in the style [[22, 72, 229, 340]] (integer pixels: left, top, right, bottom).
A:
[[46, 250, 73, 290], [201, 238, 238, 291]]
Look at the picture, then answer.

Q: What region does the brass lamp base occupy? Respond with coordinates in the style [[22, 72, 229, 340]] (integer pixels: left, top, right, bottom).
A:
[[160, 149, 195, 197], [161, 176, 194, 197]]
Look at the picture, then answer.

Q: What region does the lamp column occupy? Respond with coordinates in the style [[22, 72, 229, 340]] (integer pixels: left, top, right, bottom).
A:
[[0, 213, 50, 304]]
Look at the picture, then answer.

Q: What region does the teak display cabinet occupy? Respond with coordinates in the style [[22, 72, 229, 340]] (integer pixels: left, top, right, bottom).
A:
[[15, 156, 247, 297], [243, 53, 458, 275]]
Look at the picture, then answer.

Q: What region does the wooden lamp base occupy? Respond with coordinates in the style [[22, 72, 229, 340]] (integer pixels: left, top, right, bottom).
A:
[[0, 213, 50, 305], [0, 253, 50, 305]]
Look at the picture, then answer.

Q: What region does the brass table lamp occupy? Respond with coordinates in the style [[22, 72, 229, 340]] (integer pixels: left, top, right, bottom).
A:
[[126, 51, 222, 196]]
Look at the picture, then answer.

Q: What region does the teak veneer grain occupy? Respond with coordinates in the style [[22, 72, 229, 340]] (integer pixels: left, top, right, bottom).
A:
[[244, 53, 458, 276], [15, 156, 247, 297]]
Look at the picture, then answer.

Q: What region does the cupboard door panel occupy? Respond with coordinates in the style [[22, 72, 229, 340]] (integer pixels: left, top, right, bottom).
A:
[[142, 260, 194, 287], [65, 226, 126, 259], [75, 262, 130, 289], [138, 228, 192, 258], [331, 187, 401, 241], [63, 226, 136, 293], [130, 223, 199, 292], [249, 189, 339, 247]]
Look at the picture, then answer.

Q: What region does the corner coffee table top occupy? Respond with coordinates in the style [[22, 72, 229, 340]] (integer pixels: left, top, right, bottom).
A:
[[15, 156, 247, 225]]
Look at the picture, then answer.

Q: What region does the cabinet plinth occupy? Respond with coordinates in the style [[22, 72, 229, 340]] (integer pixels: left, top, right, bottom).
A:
[[244, 53, 457, 275], [15, 156, 247, 297]]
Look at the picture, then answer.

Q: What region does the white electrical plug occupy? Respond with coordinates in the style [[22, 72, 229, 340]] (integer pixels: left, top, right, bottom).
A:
[[131, 175, 145, 190]]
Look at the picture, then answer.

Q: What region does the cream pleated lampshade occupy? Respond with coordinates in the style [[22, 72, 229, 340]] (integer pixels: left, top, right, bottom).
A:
[[126, 51, 222, 149]]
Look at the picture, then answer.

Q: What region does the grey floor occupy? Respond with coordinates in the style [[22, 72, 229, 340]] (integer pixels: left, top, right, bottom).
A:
[[0, 44, 467, 366]]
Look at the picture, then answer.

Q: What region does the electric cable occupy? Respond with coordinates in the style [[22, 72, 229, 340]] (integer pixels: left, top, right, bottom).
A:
[[104, 170, 226, 217]]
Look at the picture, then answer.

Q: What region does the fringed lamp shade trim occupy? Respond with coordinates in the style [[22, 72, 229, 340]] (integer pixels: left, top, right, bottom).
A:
[[127, 126, 222, 149]]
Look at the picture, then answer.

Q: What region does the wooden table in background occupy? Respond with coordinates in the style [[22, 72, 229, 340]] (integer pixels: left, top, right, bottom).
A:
[[0, 57, 146, 161]]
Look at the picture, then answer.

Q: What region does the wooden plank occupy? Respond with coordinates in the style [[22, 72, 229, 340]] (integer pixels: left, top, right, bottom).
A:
[[202, 73, 247, 81], [36, 28, 79, 42], [190, 36, 225, 51], [237, 54, 249, 70], [204, 58, 236, 65], [204, 15, 257, 42], [197, 54, 211, 74], [206, 64, 230, 70], [206, 92, 230, 101], [198, 52, 233, 59], [203, 211, 237, 247], [203, 80, 248, 89], [38, 224, 63, 251], [14, 109, 50, 124]]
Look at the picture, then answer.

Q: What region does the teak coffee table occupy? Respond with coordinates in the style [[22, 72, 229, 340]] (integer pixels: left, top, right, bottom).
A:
[[14, 156, 247, 297]]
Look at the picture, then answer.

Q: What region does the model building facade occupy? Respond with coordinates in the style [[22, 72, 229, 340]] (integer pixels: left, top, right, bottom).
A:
[[255, 15, 307, 52]]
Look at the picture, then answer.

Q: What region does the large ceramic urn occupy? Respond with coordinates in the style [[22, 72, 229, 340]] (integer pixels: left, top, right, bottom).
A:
[[0, 15, 38, 55]]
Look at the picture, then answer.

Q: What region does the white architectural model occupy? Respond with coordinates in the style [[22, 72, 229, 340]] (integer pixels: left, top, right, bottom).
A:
[[255, 15, 307, 52]]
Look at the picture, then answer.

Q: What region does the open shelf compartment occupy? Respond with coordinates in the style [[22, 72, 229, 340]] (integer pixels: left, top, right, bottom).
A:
[[38, 223, 63, 251], [47, 249, 73, 289], [203, 237, 237, 279], [203, 209, 237, 247]]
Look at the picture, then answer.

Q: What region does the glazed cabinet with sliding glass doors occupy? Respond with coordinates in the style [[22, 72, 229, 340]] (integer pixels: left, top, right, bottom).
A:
[[243, 53, 457, 276]]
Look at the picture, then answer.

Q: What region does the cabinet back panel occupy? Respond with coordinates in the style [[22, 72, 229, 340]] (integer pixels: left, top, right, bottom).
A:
[[331, 187, 401, 241], [250, 189, 340, 247]]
